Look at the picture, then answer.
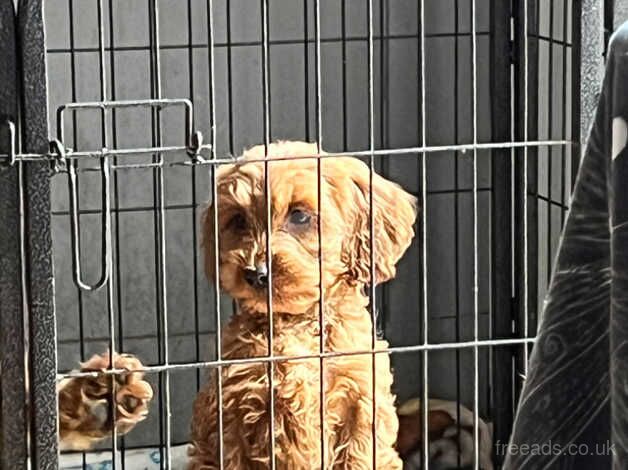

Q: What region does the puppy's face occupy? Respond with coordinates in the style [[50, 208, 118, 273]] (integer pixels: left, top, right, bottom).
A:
[[203, 142, 417, 315]]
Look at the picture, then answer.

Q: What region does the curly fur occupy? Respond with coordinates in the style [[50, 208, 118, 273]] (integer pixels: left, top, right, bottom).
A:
[[189, 141, 417, 469]]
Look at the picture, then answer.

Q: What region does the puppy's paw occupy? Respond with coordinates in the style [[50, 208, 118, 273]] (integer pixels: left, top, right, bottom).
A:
[[58, 351, 153, 450]]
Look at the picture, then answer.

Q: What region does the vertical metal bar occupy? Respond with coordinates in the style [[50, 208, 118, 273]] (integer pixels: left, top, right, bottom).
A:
[[226, 0, 234, 154], [529, 0, 540, 340], [453, 2, 462, 466], [547, 0, 554, 286], [94, 1, 117, 467], [365, 0, 378, 467], [106, 0, 127, 465], [471, 0, 480, 468], [260, 0, 275, 467], [303, 0, 310, 142], [66, 0, 87, 381], [313, 0, 326, 467], [148, 1, 171, 467], [522, 0, 530, 376], [514, 0, 539, 402], [418, 0, 429, 467], [561, 0, 569, 226], [340, 0, 347, 150], [188, 0, 200, 394], [378, 0, 389, 337], [489, 0, 515, 464], [17, 0, 58, 467], [570, 0, 581, 188], [206, 0, 225, 466], [0, 2, 27, 468]]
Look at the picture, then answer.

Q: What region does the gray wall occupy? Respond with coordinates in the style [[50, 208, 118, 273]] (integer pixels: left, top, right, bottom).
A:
[[44, 0, 572, 450]]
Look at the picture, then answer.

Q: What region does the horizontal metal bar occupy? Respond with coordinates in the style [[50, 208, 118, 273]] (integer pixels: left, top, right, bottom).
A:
[[49, 188, 494, 217], [0, 139, 572, 164], [57, 98, 193, 112], [57, 336, 536, 380], [44, 31, 494, 55], [0, 144, 213, 162]]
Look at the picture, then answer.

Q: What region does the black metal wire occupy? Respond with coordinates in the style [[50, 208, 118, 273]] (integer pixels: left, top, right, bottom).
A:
[[366, 0, 377, 465], [453, 1, 462, 467], [147, 1, 171, 466], [186, 0, 202, 395], [260, 1, 276, 467], [66, 3, 87, 465], [378, 0, 389, 338], [41, 2, 579, 469], [226, 0, 235, 154], [341, 0, 347, 151], [313, 0, 326, 466], [45, 32, 495, 55], [303, 0, 310, 142], [547, 0, 555, 286], [106, 1, 129, 466], [561, 0, 569, 226]]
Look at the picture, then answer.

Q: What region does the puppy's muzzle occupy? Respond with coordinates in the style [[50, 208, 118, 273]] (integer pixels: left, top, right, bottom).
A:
[[243, 263, 268, 289]]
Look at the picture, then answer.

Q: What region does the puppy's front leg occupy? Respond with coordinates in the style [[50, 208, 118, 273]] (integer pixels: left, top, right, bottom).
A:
[[57, 352, 153, 450], [327, 350, 402, 470]]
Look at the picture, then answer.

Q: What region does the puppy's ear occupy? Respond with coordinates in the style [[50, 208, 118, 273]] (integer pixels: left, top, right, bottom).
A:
[[200, 164, 235, 281], [341, 158, 417, 285]]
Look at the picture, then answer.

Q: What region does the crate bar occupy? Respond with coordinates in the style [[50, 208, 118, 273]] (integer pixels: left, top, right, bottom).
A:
[[418, 0, 429, 468], [303, 0, 310, 141], [94, 0, 120, 467], [514, 0, 539, 401], [568, 0, 580, 188], [313, 0, 327, 466], [187, 0, 200, 398], [147, 0, 172, 466], [0, 2, 28, 468], [453, 3, 462, 466], [522, 0, 530, 376], [63, 21, 114, 294], [560, 0, 569, 226], [58, 337, 538, 380], [260, 0, 276, 467], [45, 32, 500, 55], [106, 0, 128, 464], [65, 0, 87, 382], [56, 99, 193, 148], [17, 0, 58, 468], [471, 0, 480, 467], [206, 0, 225, 466], [489, 0, 515, 464], [365, 0, 379, 466], [0, 139, 571, 164], [547, 0, 555, 287], [225, 0, 235, 153]]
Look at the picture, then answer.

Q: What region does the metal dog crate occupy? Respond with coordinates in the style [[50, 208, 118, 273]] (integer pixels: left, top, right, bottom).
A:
[[0, 0, 612, 468]]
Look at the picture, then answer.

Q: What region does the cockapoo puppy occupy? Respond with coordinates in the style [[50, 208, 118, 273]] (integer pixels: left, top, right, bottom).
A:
[[188, 141, 417, 469]]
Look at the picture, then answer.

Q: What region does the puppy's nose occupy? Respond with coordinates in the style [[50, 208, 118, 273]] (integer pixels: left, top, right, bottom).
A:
[[244, 263, 268, 288]]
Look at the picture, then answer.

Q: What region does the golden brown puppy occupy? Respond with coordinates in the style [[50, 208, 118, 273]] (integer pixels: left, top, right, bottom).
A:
[[189, 141, 417, 469], [57, 351, 153, 450]]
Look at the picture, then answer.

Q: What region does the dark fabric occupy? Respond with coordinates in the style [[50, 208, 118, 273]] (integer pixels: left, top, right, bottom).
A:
[[503, 22, 628, 470]]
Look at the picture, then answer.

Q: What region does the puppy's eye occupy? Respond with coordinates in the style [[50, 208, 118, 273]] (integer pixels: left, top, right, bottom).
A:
[[288, 209, 311, 225], [227, 213, 247, 232]]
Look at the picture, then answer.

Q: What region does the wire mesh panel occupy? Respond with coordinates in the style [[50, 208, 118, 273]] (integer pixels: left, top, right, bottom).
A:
[[0, 0, 599, 469]]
